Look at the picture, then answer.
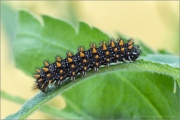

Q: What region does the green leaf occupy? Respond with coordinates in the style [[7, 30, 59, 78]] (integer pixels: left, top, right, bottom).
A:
[[1, 91, 26, 104], [141, 54, 179, 68], [5, 60, 180, 119], [14, 11, 109, 75], [1, 3, 17, 43], [62, 71, 180, 119], [2, 90, 83, 119], [1, 3, 17, 59], [8, 10, 180, 119], [141, 54, 180, 68], [157, 49, 172, 55]]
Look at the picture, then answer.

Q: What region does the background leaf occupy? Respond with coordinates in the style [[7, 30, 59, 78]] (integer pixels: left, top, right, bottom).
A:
[[1, 3, 17, 60], [1, 3, 17, 43], [15, 11, 109, 75], [141, 54, 179, 68], [1, 91, 26, 105]]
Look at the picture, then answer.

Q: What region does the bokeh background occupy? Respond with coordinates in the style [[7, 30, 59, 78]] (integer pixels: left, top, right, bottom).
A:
[[1, 1, 179, 119]]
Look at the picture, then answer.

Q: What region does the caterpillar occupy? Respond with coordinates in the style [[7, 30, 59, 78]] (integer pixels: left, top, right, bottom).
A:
[[33, 38, 141, 93]]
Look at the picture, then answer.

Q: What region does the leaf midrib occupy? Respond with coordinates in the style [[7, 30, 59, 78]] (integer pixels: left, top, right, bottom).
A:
[[63, 96, 94, 119], [119, 75, 162, 117]]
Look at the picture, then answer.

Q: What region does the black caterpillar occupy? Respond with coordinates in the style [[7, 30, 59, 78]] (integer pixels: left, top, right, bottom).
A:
[[33, 38, 141, 93]]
